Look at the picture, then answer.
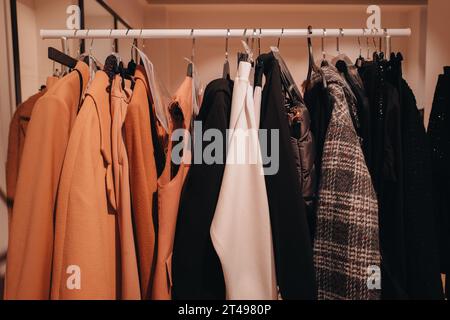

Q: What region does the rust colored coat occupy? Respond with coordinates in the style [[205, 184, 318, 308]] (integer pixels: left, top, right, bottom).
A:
[[152, 76, 193, 300], [123, 67, 158, 299], [5, 64, 89, 300], [6, 77, 59, 219]]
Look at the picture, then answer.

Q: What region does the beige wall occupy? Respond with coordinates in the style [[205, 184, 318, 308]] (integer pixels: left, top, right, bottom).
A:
[[143, 4, 427, 109], [424, 0, 450, 128], [104, 0, 146, 28], [16, 0, 39, 100]]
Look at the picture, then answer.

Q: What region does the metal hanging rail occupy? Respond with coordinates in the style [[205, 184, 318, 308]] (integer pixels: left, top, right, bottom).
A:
[[40, 28, 411, 39]]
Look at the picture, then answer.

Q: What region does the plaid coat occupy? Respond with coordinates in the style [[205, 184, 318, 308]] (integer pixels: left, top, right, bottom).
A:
[[311, 66, 381, 300]]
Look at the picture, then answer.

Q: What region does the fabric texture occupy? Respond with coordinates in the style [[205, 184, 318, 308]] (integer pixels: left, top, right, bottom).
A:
[[311, 65, 381, 300], [5, 63, 89, 300], [259, 52, 317, 300], [152, 76, 193, 300], [210, 62, 278, 300], [172, 78, 233, 300], [124, 66, 158, 299]]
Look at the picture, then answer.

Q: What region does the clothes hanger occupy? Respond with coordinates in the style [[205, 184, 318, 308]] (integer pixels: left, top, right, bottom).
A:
[[237, 29, 250, 65], [356, 29, 366, 68], [104, 30, 122, 82], [331, 28, 353, 67], [372, 28, 380, 62], [132, 43, 171, 133], [307, 26, 327, 89], [378, 31, 385, 61], [126, 34, 138, 76], [254, 29, 264, 88], [187, 29, 195, 77], [271, 35, 304, 105], [48, 47, 77, 70], [277, 28, 284, 50], [184, 29, 202, 117], [222, 29, 231, 80], [317, 29, 333, 67]]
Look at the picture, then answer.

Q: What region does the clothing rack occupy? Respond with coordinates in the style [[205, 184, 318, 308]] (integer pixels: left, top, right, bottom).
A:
[[40, 28, 411, 39]]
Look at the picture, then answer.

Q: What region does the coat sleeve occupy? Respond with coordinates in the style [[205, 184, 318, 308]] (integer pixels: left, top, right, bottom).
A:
[[5, 95, 71, 300]]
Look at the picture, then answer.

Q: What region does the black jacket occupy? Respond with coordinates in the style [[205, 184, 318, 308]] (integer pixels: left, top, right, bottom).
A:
[[428, 66, 450, 298], [259, 53, 317, 300], [359, 60, 407, 299], [171, 79, 233, 300]]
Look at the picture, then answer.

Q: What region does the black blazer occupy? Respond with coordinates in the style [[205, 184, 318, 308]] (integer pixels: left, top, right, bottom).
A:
[[171, 79, 233, 300], [259, 53, 317, 300]]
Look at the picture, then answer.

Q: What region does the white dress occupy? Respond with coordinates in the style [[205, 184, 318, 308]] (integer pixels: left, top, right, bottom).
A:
[[210, 61, 278, 300]]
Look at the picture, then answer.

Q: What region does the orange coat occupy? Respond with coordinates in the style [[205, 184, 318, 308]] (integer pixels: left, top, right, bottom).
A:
[[6, 77, 59, 219], [6, 91, 45, 218], [152, 76, 193, 300], [51, 72, 140, 300], [5, 63, 89, 300], [123, 67, 158, 299], [110, 75, 141, 299]]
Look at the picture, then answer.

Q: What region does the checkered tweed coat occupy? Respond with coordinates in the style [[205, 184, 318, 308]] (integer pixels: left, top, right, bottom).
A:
[[311, 66, 381, 300]]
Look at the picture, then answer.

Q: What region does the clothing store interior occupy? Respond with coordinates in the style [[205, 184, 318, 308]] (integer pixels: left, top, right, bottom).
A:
[[0, 0, 450, 301]]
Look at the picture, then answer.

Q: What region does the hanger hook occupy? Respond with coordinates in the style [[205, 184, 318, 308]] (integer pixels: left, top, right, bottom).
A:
[[372, 27, 377, 52], [277, 28, 284, 49], [225, 29, 230, 60], [243, 28, 248, 45], [109, 29, 117, 53], [190, 29, 195, 63], [336, 28, 342, 54], [258, 28, 261, 56], [322, 28, 326, 59], [74, 29, 81, 57], [89, 31, 94, 56], [358, 29, 363, 57], [251, 28, 257, 52]]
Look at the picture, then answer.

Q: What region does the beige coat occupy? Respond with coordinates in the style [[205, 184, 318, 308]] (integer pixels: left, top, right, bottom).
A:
[[5, 63, 89, 300], [51, 72, 140, 300]]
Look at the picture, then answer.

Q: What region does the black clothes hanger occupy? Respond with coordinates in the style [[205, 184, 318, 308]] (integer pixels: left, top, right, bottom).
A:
[[187, 30, 195, 77], [48, 47, 78, 69], [187, 63, 194, 78], [356, 33, 365, 68], [48, 47, 85, 113], [223, 29, 231, 80], [307, 26, 327, 89], [104, 54, 120, 81]]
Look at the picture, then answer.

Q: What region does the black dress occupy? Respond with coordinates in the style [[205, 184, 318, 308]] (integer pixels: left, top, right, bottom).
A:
[[259, 52, 317, 300], [171, 79, 233, 300]]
